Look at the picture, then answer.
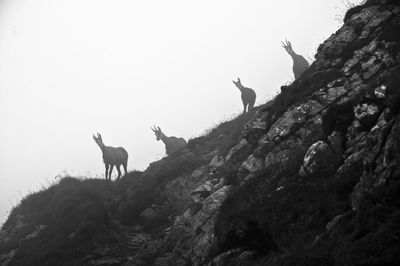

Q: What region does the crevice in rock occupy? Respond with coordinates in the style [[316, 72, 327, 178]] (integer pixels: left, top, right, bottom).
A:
[[217, 220, 278, 256]]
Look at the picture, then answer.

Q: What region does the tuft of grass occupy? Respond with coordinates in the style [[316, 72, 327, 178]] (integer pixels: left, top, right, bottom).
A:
[[0, 177, 111, 266], [335, 0, 366, 23]]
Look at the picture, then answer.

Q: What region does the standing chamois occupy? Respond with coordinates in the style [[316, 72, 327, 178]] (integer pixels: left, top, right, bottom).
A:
[[151, 126, 187, 156], [93, 133, 128, 180], [281, 39, 310, 80], [232, 77, 256, 114]]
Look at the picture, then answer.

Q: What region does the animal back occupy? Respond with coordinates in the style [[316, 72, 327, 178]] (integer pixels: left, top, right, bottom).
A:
[[103, 146, 128, 165], [164, 136, 187, 155], [293, 54, 310, 79], [241, 87, 256, 103]]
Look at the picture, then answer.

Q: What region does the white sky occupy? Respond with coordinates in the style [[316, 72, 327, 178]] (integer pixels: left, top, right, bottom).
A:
[[0, 0, 359, 225]]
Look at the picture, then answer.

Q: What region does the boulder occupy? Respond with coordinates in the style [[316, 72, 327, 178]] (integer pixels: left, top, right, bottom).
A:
[[241, 154, 264, 173], [299, 132, 343, 177], [354, 103, 380, 128]]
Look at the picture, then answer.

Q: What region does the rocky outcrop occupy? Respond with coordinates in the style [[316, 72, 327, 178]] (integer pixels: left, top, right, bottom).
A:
[[1, 0, 399, 265], [132, 2, 400, 264]]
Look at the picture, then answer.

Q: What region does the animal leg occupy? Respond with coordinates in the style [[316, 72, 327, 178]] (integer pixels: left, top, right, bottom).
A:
[[109, 165, 114, 180], [116, 165, 122, 179], [105, 165, 109, 180], [123, 163, 128, 176], [249, 100, 255, 111]]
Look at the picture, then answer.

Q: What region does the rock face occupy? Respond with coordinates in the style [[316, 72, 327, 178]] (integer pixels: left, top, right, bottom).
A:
[[1, 1, 400, 265]]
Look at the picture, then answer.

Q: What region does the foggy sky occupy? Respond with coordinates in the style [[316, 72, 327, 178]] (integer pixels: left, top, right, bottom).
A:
[[0, 0, 358, 225]]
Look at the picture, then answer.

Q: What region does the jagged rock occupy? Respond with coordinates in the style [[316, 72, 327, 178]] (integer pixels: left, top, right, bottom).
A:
[[346, 119, 363, 148], [360, 9, 392, 38], [192, 180, 214, 195], [191, 178, 223, 201], [264, 113, 324, 176], [328, 131, 344, 155], [312, 86, 348, 105], [255, 134, 275, 157], [158, 186, 232, 265], [363, 61, 383, 79], [189, 202, 203, 216], [265, 136, 304, 175], [191, 165, 208, 180], [241, 154, 264, 173], [210, 248, 255, 266], [327, 77, 346, 88], [352, 115, 400, 210], [242, 110, 268, 144], [266, 100, 324, 141], [374, 84, 386, 99], [225, 139, 248, 161], [299, 132, 343, 177], [299, 141, 332, 177], [192, 186, 231, 264], [326, 211, 352, 233], [161, 164, 214, 204], [349, 110, 390, 209], [343, 39, 378, 74], [209, 155, 224, 170], [191, 191, 211, 200], [316, 25, 357, 64], [354, 103, 380, 128]]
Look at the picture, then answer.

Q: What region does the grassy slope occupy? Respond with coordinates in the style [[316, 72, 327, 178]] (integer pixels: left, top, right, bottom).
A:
[[0, 108, 259, 265]]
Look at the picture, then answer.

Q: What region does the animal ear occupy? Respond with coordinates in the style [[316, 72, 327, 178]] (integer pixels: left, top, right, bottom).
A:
[[93, 134, 97, 140], [157, 126, 161, 131], [151, 127, 156, 132]]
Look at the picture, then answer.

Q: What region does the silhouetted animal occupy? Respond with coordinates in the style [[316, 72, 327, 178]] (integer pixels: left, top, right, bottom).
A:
[[93, 133, 128, 180], [232, 77, 256, 114], [151, 126, 187, 155], [281, 39, 310, 80]]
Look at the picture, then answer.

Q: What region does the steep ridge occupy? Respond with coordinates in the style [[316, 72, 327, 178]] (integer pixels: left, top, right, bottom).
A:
[[1, 0, 400, 265]]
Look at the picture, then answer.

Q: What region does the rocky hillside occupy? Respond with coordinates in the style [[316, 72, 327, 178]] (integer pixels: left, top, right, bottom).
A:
[[1, 0, 400, 265]]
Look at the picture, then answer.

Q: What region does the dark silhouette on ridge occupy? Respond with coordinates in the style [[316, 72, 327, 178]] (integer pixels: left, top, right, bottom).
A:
[[93, 133, 128, 180], [281, 39, 310, 80], [151, 126, 187, 156], [232, 77, 256, 114]]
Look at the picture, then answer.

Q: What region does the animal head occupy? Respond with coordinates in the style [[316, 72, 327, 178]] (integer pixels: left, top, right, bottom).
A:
[[151, 126, 163, 141], [281, 39, 295, 56], [93, 132, 104, 147], [232, 77, 243, 90]]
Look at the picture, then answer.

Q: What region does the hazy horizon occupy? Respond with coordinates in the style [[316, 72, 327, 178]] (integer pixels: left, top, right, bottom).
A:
[[0, 0, 359, 225]]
